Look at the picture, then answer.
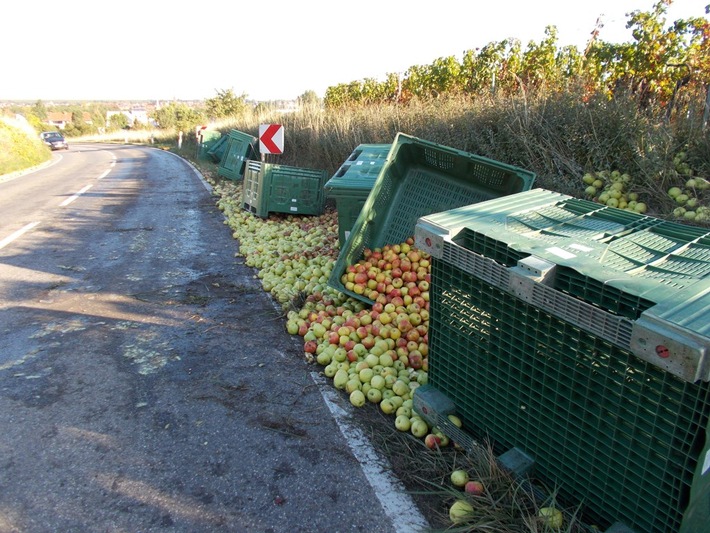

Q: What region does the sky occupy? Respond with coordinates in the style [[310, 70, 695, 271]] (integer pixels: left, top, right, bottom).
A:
[[1, 0, 708, 103]]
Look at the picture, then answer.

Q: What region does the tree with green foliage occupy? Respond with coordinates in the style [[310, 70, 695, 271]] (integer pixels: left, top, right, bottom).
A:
[[297, 90, 320, 107], [32, 100, 47, 121], [108, 113, 129, 131], [151, 102, 205, 133], [205, 89, 248, 119]]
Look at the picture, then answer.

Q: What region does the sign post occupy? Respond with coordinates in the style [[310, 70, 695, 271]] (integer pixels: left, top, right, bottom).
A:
[[259, 124, 284, 161]]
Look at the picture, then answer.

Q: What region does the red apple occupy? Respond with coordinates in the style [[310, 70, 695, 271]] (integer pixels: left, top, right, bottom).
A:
[[424, 433, 441, 449], [464, 481, 485, 495]]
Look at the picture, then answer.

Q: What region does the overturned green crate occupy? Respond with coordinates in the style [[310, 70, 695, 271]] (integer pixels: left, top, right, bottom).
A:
[[206, 134, 228, 163], [414, 188, 710, 533], [217, 129, 257, 180], [324, 144, 391, 247], [327, 132, 536, 304], [242, 160, 328, 218]]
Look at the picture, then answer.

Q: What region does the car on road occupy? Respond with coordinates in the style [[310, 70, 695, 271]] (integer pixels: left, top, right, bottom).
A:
[[40, 131, 69, 150]]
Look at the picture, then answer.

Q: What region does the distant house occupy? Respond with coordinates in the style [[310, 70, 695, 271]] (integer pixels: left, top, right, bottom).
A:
[[47, 111, 93, 129], [106, 107, 156, 128]]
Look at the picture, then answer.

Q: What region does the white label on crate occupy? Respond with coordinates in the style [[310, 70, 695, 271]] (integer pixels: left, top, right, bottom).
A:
[[569, 243, 593, 252], [345, 230, 351, 240], [290, 207, 298, 212], [703, 449, 710, 475], [546, 246, 576, 260], [356, 161, 364, 166], [291, 198, 297, 202]]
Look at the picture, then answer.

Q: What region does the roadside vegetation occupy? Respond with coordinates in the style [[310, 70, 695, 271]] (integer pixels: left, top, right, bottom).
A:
[[0, 117, 50, 176]]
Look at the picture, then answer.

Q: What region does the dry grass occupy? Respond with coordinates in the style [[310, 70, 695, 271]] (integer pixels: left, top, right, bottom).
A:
[[356, 400, 588, 533]]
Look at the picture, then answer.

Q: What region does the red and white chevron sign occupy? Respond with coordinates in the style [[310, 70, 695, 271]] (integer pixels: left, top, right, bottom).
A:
[[259, 124, 284, 154]]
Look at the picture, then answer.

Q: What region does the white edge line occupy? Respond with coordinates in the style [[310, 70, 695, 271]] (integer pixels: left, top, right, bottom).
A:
[[60, 184, 93, 207], [0, 221, 40, 250], [312, 372, 431, 533]]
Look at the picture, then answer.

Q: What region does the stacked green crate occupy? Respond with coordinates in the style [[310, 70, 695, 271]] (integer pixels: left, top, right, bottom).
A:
[[327, 132, 536, 305], [415, 188, 710, 533], [242, 160, 328, 218], [217, 129, 257, 180], [324, 144, 391, 247]]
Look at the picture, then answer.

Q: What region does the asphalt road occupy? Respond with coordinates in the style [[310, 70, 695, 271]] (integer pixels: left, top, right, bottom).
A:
[[0, 144, 429, 533]]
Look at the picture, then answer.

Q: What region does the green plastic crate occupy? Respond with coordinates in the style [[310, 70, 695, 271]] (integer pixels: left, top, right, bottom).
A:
[[206, 134, 228, 163], [197, 130, 222, 160], [327, 132, 536, 304], [681, 420, 710, 532], [242, 160, 328, 218], [325, 144, 391, 247], [217, 129, 257, 180], [414, 188, 710, 533]]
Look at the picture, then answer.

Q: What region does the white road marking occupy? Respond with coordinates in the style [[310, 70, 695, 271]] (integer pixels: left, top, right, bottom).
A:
[[0, 222, 40, 250], [60, 184, 93, 206], [313, 372, 431, 533], [1, 156, 114, 250]]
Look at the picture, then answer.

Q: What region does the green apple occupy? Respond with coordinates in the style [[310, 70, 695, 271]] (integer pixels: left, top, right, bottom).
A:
[[451, 469, 469, 487], [449, 500, 474, 524], [538, 507, 563, 528]]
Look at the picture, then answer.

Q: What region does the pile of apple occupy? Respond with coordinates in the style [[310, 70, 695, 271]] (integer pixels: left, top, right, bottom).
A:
[[284, 237, 452, 443], [582, 170, 648, 213], [215, 181, 350, 309], [215, 182, 455, 454], [666, 148, 710, 222], [581, 155, 710, 224], [667, 184, 710, 221]]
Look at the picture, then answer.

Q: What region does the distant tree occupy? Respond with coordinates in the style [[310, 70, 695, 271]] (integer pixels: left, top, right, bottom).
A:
[[297, 90, 320, 107], [151, 102, 204, 132], [108, 113, 129, 131], [205, 89, 249, 119], [33, 100, 47, 121]]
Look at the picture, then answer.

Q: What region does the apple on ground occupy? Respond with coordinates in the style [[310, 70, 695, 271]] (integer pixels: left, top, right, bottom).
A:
[[449, 500, 474, 524], [465, 480, 484, 495], [450, 469, 469, 487], [424, 433, 441, 449], [538, 507, 563, 528]]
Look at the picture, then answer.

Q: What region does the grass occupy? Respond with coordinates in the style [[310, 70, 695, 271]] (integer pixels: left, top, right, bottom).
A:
[[0, 117, 50, 176], [351, 392, 590, 533]]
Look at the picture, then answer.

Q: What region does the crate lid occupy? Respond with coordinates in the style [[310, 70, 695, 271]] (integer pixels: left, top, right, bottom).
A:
[[228, 128, 257, 142], [416, 188, 710, 381], [324, 144, 391, 193]]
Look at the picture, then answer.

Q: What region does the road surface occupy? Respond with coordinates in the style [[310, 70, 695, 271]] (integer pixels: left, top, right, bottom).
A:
[[0, 144, 429, 533]]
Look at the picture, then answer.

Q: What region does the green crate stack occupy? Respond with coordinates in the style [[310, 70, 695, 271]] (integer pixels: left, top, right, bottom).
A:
[[217, 129, 257, 180], [327, 132, 536, 304], [324, 144, 391, 247], [414, 188, 710, 533], [242, 160, 329, 218]]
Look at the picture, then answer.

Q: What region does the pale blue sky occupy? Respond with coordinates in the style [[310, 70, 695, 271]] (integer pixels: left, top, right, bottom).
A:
[[1, 0, 707, 102]]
